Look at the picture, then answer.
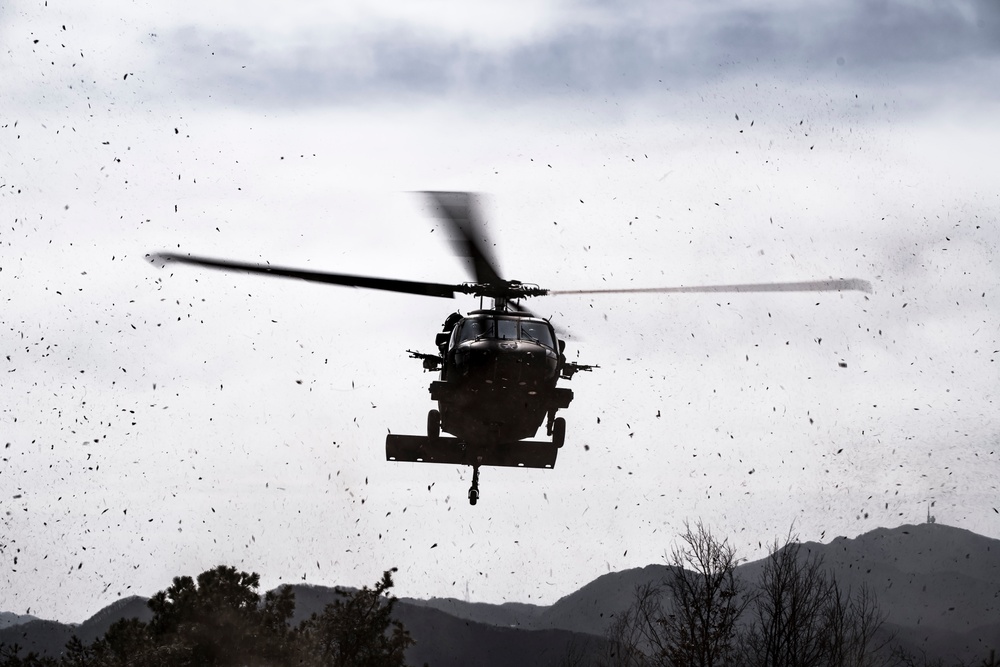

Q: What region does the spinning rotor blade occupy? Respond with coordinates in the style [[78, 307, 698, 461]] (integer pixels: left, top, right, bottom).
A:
[[148, 253, 460, 298], [424, 191, 504, 286], [548, 278, 872, 296]]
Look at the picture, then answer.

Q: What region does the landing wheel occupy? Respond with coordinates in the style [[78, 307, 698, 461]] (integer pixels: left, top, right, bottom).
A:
[[552, 417, 566, 448], [468, 465, 480, 505], [427, 409, 441, 439]]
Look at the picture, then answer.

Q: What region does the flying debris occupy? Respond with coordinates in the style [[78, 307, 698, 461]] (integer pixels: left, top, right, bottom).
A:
[[149, 191, 871, 504]]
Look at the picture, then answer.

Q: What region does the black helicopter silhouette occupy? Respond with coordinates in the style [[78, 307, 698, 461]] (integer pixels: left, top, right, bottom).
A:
[[150, 191, 871, 504]]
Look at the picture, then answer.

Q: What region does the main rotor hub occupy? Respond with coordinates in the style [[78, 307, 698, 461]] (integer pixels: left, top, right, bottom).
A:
[[459, 281, 548, 300]]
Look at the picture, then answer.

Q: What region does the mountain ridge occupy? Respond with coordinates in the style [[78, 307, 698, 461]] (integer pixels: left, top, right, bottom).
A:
[[2, 522, 997, 664]]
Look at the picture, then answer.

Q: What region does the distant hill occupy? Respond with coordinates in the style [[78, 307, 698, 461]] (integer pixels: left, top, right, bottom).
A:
[[0, 619, 75, 659], [280, 584, 602, 667], [0, 586, 603, 666], [400, 596, 547, 629], [0, 612, 39, 630], [2, 523, 997, 665], [411, 523, 1000, 663], [0, 596, 151, 657], [791, 524, 1000, 663], [398, 564, 677, 637], [536, 564, 674, 637], [391, 603, 604, 667]]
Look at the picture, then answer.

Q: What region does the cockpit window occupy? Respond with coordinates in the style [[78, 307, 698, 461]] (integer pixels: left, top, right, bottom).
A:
[[456, 317, 555, 348], [496, 319, 518, 340], [458, 318, 493, 342], [520, 321, 555, 348]]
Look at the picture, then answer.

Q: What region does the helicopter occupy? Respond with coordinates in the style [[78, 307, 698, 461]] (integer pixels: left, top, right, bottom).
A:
[[150, 191, 871, 504]]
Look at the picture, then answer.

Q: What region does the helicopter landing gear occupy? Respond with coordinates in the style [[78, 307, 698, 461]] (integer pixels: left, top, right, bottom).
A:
[[427, 409, 441, 440], [545, 409, 566, 448], [468, 464, 481, 505], [551, 417, 566, 448]]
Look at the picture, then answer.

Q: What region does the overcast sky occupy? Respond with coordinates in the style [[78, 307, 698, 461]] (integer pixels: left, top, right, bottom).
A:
[[3, 0, 999, 622]]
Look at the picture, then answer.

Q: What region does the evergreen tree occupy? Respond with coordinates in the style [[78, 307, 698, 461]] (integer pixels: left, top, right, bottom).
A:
[[294, 568, 414, 667], [0, 566, 413, 667], [146, 565, 293, 666]]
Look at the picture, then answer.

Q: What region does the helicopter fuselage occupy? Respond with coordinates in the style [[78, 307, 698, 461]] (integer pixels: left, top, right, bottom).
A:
[[429, 310, 572, 444]]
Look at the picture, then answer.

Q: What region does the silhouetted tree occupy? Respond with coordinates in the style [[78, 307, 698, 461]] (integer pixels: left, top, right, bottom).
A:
[[602, 522, 747, 667], [741, 534, 896, 667], [657, 521, 748, 667], [60, 636, 92, 667], [144, 565, 295, 666], [742, 536, 834, 666], [603, 525, 902, 667], [294, 568, 414, 667], [0, 565, 415, 667], [0, 643, 58, 667], [886, 646, 995, 667], [824, 582, 896, 667], [601, 581, 663, 667], [559, 635, 606, 667], [72, 618, 158, 666]]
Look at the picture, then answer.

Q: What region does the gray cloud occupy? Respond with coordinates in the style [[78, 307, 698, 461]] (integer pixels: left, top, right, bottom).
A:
[[158, 0, 1000, 107]]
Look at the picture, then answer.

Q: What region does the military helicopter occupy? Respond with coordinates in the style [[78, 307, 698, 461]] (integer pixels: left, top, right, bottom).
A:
[[150, 191, 871, 504]]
